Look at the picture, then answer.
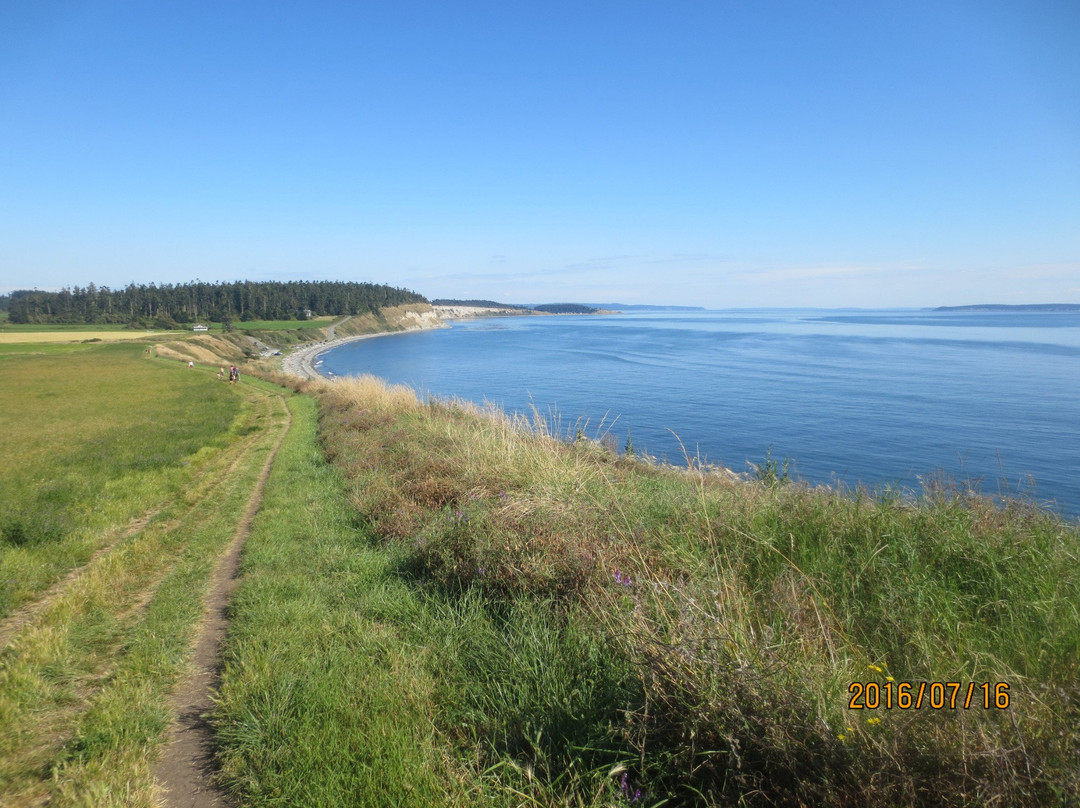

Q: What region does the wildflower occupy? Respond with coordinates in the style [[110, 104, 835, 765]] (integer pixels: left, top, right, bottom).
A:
[[837, 734, 846, 741], [867, 717, 881, 725], [614, 570, 623, 584], [886, 675, 895, 682], [619, 772, 643, 803], [868, 664, 883, 673]]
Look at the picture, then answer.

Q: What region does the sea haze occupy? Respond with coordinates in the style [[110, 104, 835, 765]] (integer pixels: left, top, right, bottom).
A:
[[319, 309, 1080, 518]]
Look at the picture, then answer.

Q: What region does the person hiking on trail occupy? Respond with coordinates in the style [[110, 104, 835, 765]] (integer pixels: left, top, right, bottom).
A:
[[218, 367, 224, 380]]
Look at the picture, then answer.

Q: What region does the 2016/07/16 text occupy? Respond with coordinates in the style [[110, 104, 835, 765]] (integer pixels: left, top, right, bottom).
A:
[[848, 682, 1010, 710]]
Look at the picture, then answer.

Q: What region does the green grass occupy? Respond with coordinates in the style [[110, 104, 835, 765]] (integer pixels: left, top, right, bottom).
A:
[[213, 394, 457, 807], [0, 342, 241, 617], [281, 373, 1080, 807], [0, 341, 290, 805], [0, 318, 334, 334], [0, 322, 140, 332], [235, 317, 336, 330]]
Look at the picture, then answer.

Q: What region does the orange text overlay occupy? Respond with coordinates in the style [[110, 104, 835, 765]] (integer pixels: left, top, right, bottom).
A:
[[848, 681, 1010, 710]]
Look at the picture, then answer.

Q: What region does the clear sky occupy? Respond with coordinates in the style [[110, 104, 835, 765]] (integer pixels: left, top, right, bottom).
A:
[[1, 1, 1078, 308]]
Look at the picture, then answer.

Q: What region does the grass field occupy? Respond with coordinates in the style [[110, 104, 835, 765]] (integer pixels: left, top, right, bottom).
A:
[[0, 316, 338, 340], [0, 340, 292, 805], [0, 330, 170, 343], [0, 342, 240, 615]]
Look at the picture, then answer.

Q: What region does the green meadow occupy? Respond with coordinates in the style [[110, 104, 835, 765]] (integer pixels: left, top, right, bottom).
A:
[[1, 334, 1077, 806], [0, 342, 238, 615], [0, 339, 291, 805]]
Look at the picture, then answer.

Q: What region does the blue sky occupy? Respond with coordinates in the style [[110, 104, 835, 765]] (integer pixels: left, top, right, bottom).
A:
[[1, 1, 1078, 308]]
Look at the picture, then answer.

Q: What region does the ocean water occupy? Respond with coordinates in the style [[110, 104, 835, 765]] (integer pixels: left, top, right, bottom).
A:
[[319, 309, 1080, 518]]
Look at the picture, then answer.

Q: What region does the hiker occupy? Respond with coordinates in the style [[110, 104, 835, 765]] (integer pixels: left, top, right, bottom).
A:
[[217, 367, 224, 380]]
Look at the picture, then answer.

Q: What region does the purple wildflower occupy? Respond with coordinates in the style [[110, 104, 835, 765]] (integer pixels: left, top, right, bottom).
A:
[[618, 771, 644, 802]]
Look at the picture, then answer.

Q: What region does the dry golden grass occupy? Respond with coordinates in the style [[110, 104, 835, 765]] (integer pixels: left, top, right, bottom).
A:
[[0, 331, 168, 344], [154, 335, 251, 365]]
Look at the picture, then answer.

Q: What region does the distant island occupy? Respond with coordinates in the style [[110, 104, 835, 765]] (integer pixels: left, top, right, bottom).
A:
[[585, 303, 707, 312], [431, 299, 532, 312], [432, 299, 705, 314], [433, 299, 600, 315], [933, 303, 1080, 312]]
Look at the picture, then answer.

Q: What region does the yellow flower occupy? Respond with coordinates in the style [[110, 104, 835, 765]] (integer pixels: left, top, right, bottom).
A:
[[886, 675, 895, 682], [866, 717, 881, 725], [837, 734, 846, 741], [868, 664, 883, 673]]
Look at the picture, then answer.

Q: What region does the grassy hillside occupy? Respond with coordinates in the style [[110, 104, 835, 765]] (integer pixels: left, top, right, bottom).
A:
[[221, 372, 1079, 807]]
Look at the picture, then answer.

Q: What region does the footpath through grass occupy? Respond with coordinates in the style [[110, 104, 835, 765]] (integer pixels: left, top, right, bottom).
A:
[[213, 393, 458, 806], [216, 372, 1078, 807], [0, 342, 238, 617], [0, 341, 290, 805]]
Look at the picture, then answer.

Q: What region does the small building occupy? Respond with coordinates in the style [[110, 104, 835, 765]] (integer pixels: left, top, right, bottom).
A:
[[192, 324, 209, 332]]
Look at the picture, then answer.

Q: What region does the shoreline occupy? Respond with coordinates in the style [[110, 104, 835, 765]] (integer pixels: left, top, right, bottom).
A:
[[281, 325, 444, 380]]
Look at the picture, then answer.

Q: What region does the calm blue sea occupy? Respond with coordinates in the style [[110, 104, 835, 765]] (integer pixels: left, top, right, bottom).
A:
[[319, 309, 1080, 518]]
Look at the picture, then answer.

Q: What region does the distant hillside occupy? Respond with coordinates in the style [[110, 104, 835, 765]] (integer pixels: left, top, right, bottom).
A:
[[586, 303, 707, 312], [933, 303, 1080, 312], [532, 303, 598, 314], [432, 299, 531, 311]]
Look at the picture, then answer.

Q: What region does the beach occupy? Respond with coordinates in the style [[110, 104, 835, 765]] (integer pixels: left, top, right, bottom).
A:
[[282, 331, 408, 380]]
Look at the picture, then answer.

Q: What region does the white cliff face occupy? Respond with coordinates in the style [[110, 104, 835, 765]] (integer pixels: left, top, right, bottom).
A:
[[432, 305, 532, 320], [402, 308, 443, 328]]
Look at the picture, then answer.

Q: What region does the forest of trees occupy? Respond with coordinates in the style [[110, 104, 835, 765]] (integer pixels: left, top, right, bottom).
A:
[[5, 281, 427, 326]]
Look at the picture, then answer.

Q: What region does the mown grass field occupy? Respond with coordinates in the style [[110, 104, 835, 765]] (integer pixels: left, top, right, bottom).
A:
[[0, 330, 171, 343]]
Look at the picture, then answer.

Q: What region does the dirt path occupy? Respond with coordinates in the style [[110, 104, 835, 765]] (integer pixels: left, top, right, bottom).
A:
[[154, 394, 292, 807]]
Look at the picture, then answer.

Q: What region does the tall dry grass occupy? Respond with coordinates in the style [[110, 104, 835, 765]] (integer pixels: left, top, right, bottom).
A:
[[304, 374, 1079, 806]]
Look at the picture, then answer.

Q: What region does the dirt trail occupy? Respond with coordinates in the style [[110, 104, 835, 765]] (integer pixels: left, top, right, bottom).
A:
[[154, 394, 292, 808], [0, 406, 274, 650]]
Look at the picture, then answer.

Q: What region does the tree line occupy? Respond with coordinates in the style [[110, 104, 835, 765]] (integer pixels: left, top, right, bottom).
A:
[[4, 281, 427, 326]]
